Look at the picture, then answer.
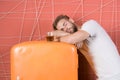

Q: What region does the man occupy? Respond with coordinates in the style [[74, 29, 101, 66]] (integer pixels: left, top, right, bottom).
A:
[[52, 15, 120, 80]]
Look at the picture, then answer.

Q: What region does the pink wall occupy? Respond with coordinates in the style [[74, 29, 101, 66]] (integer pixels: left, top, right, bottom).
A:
[[0, 0, 120, 80]]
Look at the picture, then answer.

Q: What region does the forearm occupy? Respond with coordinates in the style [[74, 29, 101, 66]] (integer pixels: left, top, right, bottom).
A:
[[51, 30, 70, 42], [60, 30, 89, 44], [52, 30, 70, 37], [78, 41, 96, 75]]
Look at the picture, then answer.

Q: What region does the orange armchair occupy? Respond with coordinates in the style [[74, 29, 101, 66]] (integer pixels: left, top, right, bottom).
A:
[[11, 41, 78, 80]]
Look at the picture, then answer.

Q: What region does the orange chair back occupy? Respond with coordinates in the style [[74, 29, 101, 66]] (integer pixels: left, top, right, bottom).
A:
[[11, 41, 78, 80]]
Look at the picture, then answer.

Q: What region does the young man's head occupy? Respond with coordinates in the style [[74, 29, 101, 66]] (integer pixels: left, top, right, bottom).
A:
[[53, 15, 78, 33]]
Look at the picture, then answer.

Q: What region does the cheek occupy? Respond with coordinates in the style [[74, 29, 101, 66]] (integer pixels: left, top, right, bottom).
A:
[[56, 25, 62, 30], [67, 24, 73, 28]]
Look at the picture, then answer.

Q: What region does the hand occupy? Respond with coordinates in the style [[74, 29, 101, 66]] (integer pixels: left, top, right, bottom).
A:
[[54, 36, 61, 42], [75, 41, 83, 49]]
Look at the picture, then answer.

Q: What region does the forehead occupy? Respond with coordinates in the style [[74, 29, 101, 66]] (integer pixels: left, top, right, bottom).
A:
[[57, 19, 68, 28], [58, 19, 67, 24]]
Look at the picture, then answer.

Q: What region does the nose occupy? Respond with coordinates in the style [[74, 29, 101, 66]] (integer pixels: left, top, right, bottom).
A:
[[63, 26, 67, 32], [64, 26, 71, 33]]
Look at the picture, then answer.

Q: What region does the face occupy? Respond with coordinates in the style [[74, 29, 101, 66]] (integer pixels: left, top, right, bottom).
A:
[[56, 19, 78, 33]]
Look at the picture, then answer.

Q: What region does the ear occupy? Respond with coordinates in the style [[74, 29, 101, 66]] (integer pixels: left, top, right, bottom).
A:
[[69, 18, 74, 23]]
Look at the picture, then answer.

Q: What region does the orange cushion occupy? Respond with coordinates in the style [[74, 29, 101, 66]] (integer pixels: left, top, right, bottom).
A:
[[11, 41, 78, 80]]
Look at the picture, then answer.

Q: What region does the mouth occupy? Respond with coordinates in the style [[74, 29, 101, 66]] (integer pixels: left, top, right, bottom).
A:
[[66, 28, 73, 33]]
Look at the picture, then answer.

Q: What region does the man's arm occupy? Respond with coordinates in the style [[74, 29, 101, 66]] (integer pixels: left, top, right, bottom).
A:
[[60, 30, 90, 44], [51, 30, 70, 42], [79, 41, 97, 75], [52, 30, 96, 75], [52, 30, 70, 37]]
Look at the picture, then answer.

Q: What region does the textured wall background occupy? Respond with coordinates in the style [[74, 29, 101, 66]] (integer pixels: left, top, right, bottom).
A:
[[0, 0, 120, 80]]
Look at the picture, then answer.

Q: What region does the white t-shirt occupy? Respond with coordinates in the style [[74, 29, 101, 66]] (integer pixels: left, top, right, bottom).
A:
[[81, 20, 120, 80]]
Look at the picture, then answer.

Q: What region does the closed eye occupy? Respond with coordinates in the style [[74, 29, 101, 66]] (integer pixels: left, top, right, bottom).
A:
[[63, 22, 67, 27]]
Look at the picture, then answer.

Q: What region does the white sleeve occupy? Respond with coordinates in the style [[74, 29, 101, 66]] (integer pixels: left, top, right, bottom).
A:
[[81, 20, 100, 37]]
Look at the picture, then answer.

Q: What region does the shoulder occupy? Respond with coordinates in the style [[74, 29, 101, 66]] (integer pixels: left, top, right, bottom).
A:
[[80, 19, 100, 36], [81, 19, 100, 29]]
